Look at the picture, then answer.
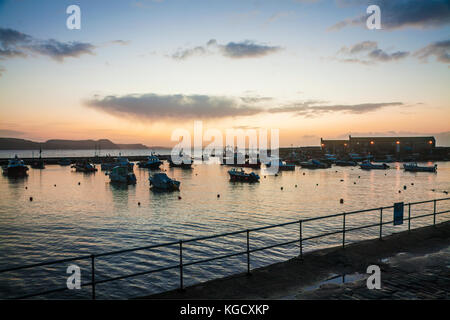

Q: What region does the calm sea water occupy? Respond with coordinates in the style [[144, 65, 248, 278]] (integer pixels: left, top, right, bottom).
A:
[[0, 157, 449, 299], [0, 149, 170, 159]]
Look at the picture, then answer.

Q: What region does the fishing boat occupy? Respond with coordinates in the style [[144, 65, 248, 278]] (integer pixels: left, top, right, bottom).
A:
[[149, 173, 180, 191], [101, 155, 134, 172], [30, 147, 45, 169], [228, 168, 260, 182], [168, 150, 192, 169], [266, 159, 295, 171], [107, 166, 137, 184], [335, 160, 358, 166], [138, 153, 163, 169], [71, 161, 97, 173], [299, 159, 330, 169], [58, 158, 72, 166], [360, 160, 389, 170], [403, 162, 437, 172], [2, 155, 29, 177]]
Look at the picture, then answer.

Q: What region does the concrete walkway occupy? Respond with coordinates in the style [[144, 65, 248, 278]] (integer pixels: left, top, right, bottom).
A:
[[143, 221, 450, 300]]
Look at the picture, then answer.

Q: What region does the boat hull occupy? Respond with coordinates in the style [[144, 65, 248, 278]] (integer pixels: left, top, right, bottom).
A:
[[2, 166, 29, 177]]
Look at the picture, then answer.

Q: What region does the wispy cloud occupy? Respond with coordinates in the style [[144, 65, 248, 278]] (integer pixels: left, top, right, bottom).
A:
[[414, 40, 450, 64], [329, 0, 450, 31], [170, 39, 282, 60], [269, 101, 404, 117], [335, 41, 409, 65]]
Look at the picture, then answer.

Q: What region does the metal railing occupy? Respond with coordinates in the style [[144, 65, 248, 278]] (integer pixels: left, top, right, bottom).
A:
[[1, 197, 449, 299]]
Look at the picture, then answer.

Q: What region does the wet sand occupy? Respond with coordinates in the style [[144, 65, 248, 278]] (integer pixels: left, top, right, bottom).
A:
[[143, 220, 450, 299]]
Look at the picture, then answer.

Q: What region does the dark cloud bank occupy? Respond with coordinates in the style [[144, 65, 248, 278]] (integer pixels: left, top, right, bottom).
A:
[[85, 93, 405, 121]]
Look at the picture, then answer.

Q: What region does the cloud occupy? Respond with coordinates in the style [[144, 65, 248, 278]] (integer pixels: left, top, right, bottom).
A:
[[0, 27, 96, 62], [265, 11, 294, 24], [85, 93, 263, 121], [329, 0, 450, 31], [336, 41, 409, 64], [414, 40, 450, 64], [169, 39, 282, 60], [269, 101, 404, 117], [85, 92, 405, 121]]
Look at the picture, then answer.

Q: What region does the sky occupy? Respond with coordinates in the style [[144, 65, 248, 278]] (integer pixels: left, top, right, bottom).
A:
[[0, 0, 449, 147]]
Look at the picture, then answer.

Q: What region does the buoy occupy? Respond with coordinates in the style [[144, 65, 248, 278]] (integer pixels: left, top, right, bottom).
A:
[[358, 176, 360, 179], [340, 198, 344, 204], [29, 197, 33, 201], [403, 185, 407, 190], [54, 184, 56, 187], [138, 202, 141, 206], [217, 194, 220, 198], [411, 183, 414, 186], [354, 182, 356, 184], [303, 173, 305, 175], [295, 185, 297, 188], [398, 190, 401, 193], [443, 191, 448, 194], [281, 187, 283, 190], [78, 182, 81, 185], [316, 183, 318, 186], [178, 196, 182, 200], [264, 176, 266, 178], [25, 187, 27, 189], [275, 173, 278, 177], [340, 179, 344, 182]]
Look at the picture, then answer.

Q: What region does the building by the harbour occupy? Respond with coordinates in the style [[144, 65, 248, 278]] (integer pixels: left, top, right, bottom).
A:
[[320, 135, 436, 155]]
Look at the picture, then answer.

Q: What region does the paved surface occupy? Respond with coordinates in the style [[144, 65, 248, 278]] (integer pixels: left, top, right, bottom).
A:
[[295, 246, 450, 299], [144, 221, 450, 300]]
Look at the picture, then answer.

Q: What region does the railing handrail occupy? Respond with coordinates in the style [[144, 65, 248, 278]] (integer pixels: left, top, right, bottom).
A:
[[1, 197, 449, 299], [1, 197, 448, 274]]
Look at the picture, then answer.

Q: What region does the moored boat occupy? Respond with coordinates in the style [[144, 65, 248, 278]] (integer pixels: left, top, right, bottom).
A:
[[228, 168, 260, 182], [30, 147, 45, 169], [149, 173, 180, 191], [335, 160, 358, 167], [299, 159, 330, 169], [2, 155, 29, 177], [107, 166, 137, 184], [360, 160, 389, 170], [58, 158, 72, 166], [71, 161, 97, 173], [138, 153, 163, 169], [169, 150, 192, 169], [403, 162, 437, 172], [101, 155, 134, 172], [266, 159, 295, 171]]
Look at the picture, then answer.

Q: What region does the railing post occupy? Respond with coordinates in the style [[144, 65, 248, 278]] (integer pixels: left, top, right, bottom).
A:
[[299, 220, 303, 260], [433, 200, 436, 226], [91, 254, 95, 300], [179, 240, 184, 291], [408, 203, 411, 232], [379, 208, 383, 240], [342, 213, 346, 248], [246, 230, 251, 275]]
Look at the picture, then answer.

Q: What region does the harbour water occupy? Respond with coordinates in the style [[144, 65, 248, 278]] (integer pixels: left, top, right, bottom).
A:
[[0, 155, 449, 299]]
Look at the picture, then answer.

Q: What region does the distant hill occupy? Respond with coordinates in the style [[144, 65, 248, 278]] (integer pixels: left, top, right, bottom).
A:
[[0, 138, 149, 150]]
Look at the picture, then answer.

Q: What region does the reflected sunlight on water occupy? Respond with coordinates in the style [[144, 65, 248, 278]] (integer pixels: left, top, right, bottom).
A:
[[0, 159, 449, 298]]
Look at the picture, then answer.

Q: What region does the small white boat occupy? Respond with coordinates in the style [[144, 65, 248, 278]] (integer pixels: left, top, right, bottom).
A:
[[403, 162, 437, 172], [360, 160, 389, 170], [149, 173, 180, 191], [107, 166, 137, 184]]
